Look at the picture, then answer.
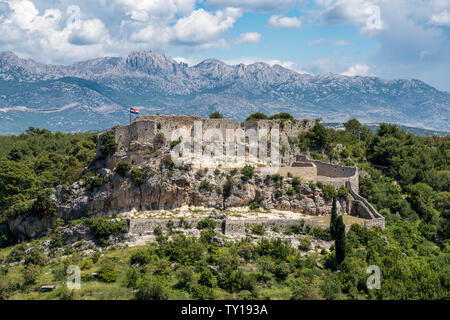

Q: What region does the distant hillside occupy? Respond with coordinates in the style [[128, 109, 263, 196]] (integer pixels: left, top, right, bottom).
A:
[[323, 123, 450, 137], [0, 50, 449, 134]]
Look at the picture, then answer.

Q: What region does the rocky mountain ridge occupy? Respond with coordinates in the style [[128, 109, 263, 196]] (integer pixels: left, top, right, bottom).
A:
[[0, 50, 449, 134]]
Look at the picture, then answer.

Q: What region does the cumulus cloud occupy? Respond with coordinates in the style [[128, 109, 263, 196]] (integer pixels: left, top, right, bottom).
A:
[[68, 19, 109, 45], [313, 0, 450, 90], [268, 15, 301, 28], [316, 0, 384, 33], [429, 11, 450, 26], [206, 0, 296, 12], [0, 1, 245, 63], [116, 0, 196, 19], [341, 64, 370, 76], [236, 32, 262, 44], [171, 8, 242, 45]]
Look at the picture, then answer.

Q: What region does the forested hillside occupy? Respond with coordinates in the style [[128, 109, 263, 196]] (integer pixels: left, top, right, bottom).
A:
[[0, 118, 448, 300]]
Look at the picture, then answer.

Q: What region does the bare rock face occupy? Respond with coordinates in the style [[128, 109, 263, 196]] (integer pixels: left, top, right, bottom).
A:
[[8, 214, 57, 241], [53, 163, 347, 219]]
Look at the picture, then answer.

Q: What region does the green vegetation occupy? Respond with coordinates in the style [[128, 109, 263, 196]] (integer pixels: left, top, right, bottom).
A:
[[87, 217, 128, 245], [130, 168, 145, 186], [269, 113, 295, 121], [0, 120, 449, 300], [115, 162, 131, 177], [100, 130, 117, 156], [0, 128, 97, 222], [240, 165, 254, 182], [209, 112, 223, 119], [245, 112, 269, 122]]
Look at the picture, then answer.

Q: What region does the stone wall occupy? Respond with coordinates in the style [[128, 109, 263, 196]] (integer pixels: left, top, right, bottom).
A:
[[346, 181, 385, 230], [277, 162, 317, 181], [108, 115, 317, 154], [296, 155, 359, 192], [129, 218, 327, 237]]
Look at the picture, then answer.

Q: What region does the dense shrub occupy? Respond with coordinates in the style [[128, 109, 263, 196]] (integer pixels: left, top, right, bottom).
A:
[[299, 238, 312, 251], [197, 219, 216, 230], [22, 264, 41, 286], [269, 113, 294, 121], [88, 217, 128, 244], [86, 175, 104, 192], [249, 201, 260, 211], [99, 259, 119, 283], [240, 165, 254, 182], [175, 267, 194, 289], [246, 112, 268, 122], [100, 130, 117, 155], [130, 249, 152, 266], [322, 184, 337, 200], [209, 112, 223, 119], [131, 168, 145, 186], [199, 268, 215, 288], [251, 224, 265, 236], [135, 277, 168, 300], [115, 162, 131, 177]]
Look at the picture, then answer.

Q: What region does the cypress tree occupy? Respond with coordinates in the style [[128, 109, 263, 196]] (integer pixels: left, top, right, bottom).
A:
[[335, 215, 346, 265], [330, 197, 337, 239]]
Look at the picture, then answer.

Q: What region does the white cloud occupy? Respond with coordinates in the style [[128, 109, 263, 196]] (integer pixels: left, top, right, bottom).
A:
[[236, 32, 261, 44], [341, 64, 370, 76], [429, 11, 450, 26], [316, 0, 385, 33], [173, 56, 198, 65], [0, 1, 244, 63], [116, 0, 196, 19], [302, 58, 332, 74], [223, 58, 306, 72], [268, 15, 301, 29], [171, 8, 242, 45], [68, 19, 109, 45], [307, 38, 350, 47], [206, 0, 296, 12]]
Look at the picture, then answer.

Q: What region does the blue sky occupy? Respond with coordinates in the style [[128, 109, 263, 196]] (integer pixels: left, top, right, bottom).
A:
[[0, 0, 449, 91]]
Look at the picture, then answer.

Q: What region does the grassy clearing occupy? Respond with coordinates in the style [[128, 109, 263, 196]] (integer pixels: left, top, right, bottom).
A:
[[310, 215, 366, 226]]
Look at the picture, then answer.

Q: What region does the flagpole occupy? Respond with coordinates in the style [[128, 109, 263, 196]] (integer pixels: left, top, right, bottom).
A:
[[129, 108, 131, 124]]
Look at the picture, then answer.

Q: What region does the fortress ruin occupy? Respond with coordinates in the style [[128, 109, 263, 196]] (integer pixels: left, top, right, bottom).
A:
[[96, 115, 384, 230]]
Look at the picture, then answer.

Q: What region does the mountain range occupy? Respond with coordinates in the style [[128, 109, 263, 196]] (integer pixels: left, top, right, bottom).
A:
[[0, 50, 449, 134]]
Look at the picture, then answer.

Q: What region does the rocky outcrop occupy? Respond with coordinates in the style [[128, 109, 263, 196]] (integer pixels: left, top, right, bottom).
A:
[[54, 163, 349, 219], [8, 214, 57, 241]]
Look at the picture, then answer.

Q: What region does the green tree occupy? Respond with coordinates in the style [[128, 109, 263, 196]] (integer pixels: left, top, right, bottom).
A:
[[209, 112, 223, 119], [343, 119, 362, 135], [407, 183, 435, 221], [269, 113, 294, 121], [330, 197, 338, 239], [335, 215, 346, 265], [115, 162, 131, 177], [131, 168, 145, 186], [135, 277, 168, 300], [307, 123, 331, 149], [246, 112, 268, 122], [100, 130, 117, 155]]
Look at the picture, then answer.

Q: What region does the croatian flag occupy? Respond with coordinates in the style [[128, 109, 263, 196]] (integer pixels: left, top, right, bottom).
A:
[[130, 107, 139, 115]]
